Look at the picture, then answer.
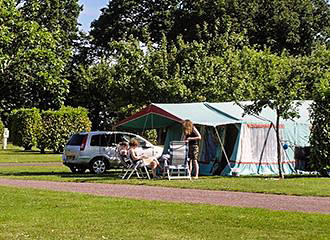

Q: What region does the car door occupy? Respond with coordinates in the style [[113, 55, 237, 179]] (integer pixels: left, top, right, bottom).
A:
[[89, 133, 103, 157], [89, 133, 114, 157], [99, 133, 117, 160], [135, 136, 155, 157]]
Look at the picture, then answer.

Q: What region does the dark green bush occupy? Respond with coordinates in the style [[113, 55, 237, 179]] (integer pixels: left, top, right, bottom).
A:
[[310, 98, 330, 176], [0, 118, 4, 140], [37, 106, 92, 153], [9, 108, 42, 150]]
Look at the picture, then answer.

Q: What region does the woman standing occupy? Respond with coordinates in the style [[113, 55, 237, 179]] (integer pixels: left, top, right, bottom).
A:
[[182, 120, 201, 179]]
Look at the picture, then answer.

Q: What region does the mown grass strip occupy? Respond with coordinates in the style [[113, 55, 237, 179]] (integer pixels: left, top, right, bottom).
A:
[[0, 144, 61, 163], [0, 166, 329, 197], [0, 186, 329, 240]]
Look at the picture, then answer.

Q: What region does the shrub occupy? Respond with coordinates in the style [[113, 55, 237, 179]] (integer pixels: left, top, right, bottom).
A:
[[309, 74, 330, 176], [142, 129, 158, 145], [37, 106, 92, 153], [9, 108, 42, 150], [0, 118, 4, 141], [310, 99, 330, 176]]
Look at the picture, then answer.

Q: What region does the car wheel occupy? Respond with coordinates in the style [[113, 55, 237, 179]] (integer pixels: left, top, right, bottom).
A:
[[90, 158, 107, 174], [69, 166, 86, 174]]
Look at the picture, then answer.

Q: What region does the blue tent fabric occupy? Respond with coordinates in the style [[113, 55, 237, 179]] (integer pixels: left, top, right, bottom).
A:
[[199, 127, 222, 176], [153, 103, 241, 126]]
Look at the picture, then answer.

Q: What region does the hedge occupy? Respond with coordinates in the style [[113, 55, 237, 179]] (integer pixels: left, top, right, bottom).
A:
[[0, 118, 4, 140], [9, 108, 42, 150], [37, 106, 92, 153]]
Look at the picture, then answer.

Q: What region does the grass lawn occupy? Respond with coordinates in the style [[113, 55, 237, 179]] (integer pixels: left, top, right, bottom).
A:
[[1, 165, 330, 197], [1, 145, 330, 197], [0, 186, 329, 240], [0, 144, 61, 163]]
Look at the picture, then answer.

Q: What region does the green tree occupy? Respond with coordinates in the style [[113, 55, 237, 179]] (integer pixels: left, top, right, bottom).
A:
[[17, 0, 81, 60], [231, 0, 330, 55], [0, 0, 72, 124], [69, 62, 119, 130], [90, 0, 329, 55], [70, 35, 243, 129], [308, 46, 330, 176], [235, 48, 307, 178], [90, 0, 179, 49]]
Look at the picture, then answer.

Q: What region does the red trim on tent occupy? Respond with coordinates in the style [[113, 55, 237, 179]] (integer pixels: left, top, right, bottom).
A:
[[115, 104, 182, 127], [229, 160, 295, 165], [247, 124, 285, 128]]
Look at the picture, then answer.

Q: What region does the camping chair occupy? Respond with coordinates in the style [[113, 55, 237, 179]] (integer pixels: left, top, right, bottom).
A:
[[117, 145, 150, 180], [164, 141, 191, 180]]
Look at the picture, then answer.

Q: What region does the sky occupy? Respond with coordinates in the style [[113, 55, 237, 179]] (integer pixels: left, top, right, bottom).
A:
[[78, 0, 108, 32]]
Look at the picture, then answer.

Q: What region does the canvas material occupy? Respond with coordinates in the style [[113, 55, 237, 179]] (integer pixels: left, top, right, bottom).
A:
[[116, 101, 312, 176]]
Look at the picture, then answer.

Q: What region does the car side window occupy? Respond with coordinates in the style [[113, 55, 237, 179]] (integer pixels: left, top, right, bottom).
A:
[[90, 135, 99, 146], [67, 134, 87, 146], [136, 137, 147, 147], [90, 134, 115, 146], [115, 133, 132, 144]]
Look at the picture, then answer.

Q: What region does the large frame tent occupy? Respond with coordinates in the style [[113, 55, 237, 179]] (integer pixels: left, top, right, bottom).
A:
[[115, 101, 312, 176]]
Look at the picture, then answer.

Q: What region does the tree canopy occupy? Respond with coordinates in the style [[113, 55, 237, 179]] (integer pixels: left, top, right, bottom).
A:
[[0, 0, 81, 124], [90, 0, 330, 55], [0, 0, 329, 172]]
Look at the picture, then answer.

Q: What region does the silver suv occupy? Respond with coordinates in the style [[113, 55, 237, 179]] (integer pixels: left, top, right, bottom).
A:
[[62, 131, 163, 174]]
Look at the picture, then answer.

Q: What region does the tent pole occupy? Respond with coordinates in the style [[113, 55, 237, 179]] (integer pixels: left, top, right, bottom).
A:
[[214, 126, 232, 171], [142, 105, 151, 135]]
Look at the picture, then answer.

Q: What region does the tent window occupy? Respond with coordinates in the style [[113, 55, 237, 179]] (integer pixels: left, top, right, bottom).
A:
[[240, 125, 285, 163]]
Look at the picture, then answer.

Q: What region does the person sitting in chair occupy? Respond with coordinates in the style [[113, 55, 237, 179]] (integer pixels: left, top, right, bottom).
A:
[[118, 141, 129, 157], [128, 139, 160, 178]]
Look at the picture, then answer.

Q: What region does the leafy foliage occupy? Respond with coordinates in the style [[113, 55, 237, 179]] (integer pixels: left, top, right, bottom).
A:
[[17, 0, 81, 59], [8, 108, 42, 150], [37, 106, 92, 153], [68, 36, 242, 129], [1, 0, 328, 167], [309, 47, 330, 175], [0, 0, 73, 124], [90, 0, 179, 48], [310, 97, 330, 175], [233, 48, 308, 178], [0, 118, 4, 139], [90, 0, 330, 55]]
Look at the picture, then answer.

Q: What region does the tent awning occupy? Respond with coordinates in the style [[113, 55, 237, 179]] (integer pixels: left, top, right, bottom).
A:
[[115, 102, 241, 129], [115, 101, 312, 130]]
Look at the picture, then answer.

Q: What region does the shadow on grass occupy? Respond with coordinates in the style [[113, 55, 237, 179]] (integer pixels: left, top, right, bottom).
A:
[[0, 170, 124, 181], [0, 150, 60, 155], [0, 169, 324, 182]]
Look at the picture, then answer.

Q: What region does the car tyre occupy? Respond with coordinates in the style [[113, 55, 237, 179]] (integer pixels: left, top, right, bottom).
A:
[[90, 158, 107, 174]]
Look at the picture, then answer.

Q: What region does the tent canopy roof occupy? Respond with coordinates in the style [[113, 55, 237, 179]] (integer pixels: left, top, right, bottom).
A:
[[207, 101, 312, 124], [115, 101, 312, 130]]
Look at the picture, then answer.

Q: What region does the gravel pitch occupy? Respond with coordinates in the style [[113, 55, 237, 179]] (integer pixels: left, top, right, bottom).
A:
[[0, 178, 329, 214]]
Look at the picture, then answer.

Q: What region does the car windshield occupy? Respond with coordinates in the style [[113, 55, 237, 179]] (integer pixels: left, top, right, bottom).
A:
[[67, 134, 87, 146]]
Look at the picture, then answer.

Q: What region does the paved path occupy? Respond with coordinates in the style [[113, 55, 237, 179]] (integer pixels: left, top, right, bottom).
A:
[[0, 178, 329, 214]]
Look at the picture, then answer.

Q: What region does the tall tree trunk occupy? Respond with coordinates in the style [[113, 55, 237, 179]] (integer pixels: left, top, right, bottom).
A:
[[276, 109, 284, 179]]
